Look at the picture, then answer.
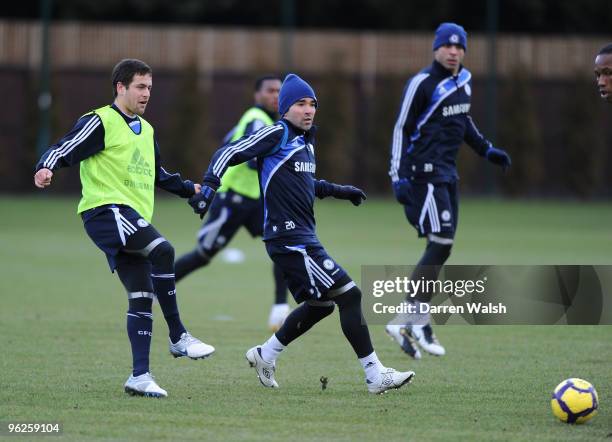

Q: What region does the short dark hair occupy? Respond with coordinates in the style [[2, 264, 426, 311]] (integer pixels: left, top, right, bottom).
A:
[[598, 43, 612, 55], [254, 75, 282, 91], [111, 59, 152, 98]]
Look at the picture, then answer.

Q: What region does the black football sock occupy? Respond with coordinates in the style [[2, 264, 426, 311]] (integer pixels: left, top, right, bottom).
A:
[[411, 240, 452, 303], [275, 302, 335, 346], [334, 287, 374, 358], [174, 249, 210, 282], [127, 297, 153, 376], [149, 241, 186, 342]]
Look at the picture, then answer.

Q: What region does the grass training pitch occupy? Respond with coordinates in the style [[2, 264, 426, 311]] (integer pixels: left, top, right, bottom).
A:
[[1, 195, 610, 441]]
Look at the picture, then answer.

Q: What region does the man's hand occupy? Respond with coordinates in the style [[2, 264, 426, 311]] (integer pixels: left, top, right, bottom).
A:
[[486, 146, 512, 169], [392, 178, 412, 205], [334, 185, 367, 206], [314, 180, 366, 206], [34, 168, 53, 188], [188, 185, 216, 219], [193, 183, 202, 194]]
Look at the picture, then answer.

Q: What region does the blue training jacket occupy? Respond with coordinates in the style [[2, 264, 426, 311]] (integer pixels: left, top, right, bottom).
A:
[[203, 119, 332, 243], [389, 60, 492, 184]]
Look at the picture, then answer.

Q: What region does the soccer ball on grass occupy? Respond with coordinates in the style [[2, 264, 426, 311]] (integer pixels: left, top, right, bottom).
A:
[[550, 378, 598, 424]]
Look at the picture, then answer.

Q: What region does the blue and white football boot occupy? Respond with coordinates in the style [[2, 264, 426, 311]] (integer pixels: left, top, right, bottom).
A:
[[385, 324, 422, 359], [245, 346, 279, 388], [366, 367, 415, 394], [169, 332, 215, 359], [124, 372, 167, 398], [410, 323, 446, 356]]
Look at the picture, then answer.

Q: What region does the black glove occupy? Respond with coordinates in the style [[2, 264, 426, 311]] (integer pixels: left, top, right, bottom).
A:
[[392, 178, 412, 205], [314, 180, 366, 206], [485, 146, 511, 169], [333, 185, 367, 206], [188, 185, 216, 219]]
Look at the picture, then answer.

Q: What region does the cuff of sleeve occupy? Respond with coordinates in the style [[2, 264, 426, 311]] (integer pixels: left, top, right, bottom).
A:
[[203, 175, 221, 191], [315, 180, 344, 199], [314, 180, 331, 198], [183, 180, 196, 197], [484, 143, 494, 158]]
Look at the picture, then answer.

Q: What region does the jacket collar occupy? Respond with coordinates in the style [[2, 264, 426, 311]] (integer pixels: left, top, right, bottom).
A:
[[281, 118, 317, 138], [431, 60, 464, 78]]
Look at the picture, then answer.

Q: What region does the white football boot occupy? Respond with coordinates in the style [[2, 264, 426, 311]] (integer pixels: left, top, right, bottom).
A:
[[268, 303, 291, 332], [124, 372, 167, 398], [385, 324, 422, 360], [169, 332, 215, 359], [410, 324, 446, 356], [366, 367, 415, 394], [246, 346, 279, 388]]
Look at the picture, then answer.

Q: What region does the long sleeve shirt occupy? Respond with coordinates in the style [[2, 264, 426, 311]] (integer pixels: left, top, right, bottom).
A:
[[389, 60, 492, 184]]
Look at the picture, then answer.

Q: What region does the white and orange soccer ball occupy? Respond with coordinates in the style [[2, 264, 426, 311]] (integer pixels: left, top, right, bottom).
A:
[[550, 378, 599, 424]]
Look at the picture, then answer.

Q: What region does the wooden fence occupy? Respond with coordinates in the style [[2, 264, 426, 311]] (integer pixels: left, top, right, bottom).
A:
[[1, 20, 610, 78]]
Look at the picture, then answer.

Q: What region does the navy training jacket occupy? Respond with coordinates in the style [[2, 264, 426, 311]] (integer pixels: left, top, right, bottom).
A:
[[389, 60, 493, 184]]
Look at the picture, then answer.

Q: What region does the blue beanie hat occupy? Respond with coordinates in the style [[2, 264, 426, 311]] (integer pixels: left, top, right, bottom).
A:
[[279, 73, 317, 116], [433, 22, 467, 51]]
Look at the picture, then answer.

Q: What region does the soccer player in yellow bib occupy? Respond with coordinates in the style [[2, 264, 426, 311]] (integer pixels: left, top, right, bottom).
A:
[[34, 59, 214, 398], [174, 76, 291, 331]]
